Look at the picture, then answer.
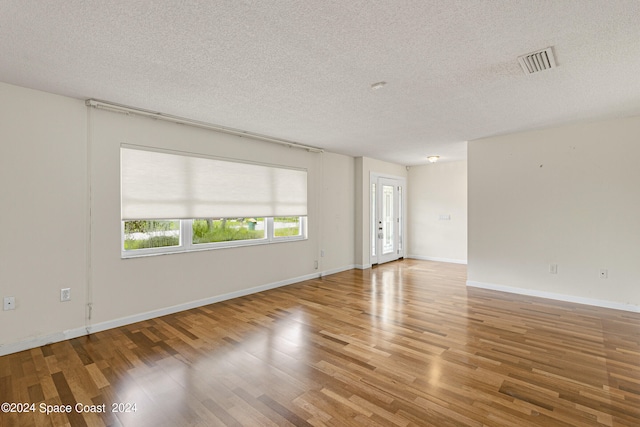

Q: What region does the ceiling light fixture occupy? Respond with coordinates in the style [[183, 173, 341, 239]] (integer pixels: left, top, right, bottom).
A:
[[427, 156, 440, 163], [370, 81, 387, 90]]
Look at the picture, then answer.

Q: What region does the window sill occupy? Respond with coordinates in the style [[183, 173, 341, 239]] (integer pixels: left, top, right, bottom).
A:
[[121, 236, 307, 259]]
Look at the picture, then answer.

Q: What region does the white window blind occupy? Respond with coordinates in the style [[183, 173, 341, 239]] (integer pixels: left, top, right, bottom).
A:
[[121, 146, 307, 220]]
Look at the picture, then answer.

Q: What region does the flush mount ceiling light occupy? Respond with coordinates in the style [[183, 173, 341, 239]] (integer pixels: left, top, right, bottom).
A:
[[427, 156, 440, 163], [370, 81, 387, 90]]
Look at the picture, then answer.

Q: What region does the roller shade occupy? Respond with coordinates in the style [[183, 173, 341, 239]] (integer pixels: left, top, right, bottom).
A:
[[121, 146, 307, 220]]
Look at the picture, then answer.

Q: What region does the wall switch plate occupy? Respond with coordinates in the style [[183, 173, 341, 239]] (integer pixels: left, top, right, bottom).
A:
[[549, 264, 558, 274], [3, 296, 15, 310], [61, 288, 71, 302], [599, 269, 608, 279]]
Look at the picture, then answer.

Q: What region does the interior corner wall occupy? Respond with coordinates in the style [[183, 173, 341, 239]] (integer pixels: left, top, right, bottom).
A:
[[320, 152, 355, 274], [468, 115, 640, 310], [407, 161, 467, 264], [0, 82, 87, 348], [354, 157, 407, 268]]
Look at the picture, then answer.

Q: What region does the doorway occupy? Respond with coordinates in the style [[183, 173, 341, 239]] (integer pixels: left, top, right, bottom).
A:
[[371, 174, 405, 265]]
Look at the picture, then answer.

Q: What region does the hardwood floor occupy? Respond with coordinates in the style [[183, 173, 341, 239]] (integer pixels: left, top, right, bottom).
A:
[[1, 259, 639, 426]]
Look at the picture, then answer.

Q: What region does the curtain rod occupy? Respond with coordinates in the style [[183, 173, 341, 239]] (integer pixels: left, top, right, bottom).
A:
[[85, 99, 324, 153]]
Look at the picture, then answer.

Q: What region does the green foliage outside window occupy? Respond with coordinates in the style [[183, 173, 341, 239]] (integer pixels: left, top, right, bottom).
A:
[[124, 220, 179, 250], [123, 217, 303, 253], [273, 217, 301, 237], [192, 218, 265, 244]]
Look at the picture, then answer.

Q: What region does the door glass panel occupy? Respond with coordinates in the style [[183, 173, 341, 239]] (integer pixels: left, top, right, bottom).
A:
[[371, 183, 376, 257], [373, 176, 404, 265], [398, 186, 403, 252], [382, 184, 394, 255]]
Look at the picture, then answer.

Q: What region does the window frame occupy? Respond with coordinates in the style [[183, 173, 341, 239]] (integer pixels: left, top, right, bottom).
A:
[[270, 217, 306, 241], [121, 217, 307, 258]]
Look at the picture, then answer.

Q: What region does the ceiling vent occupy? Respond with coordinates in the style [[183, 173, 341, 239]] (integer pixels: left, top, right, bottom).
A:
[[518, 47, 557, 74]]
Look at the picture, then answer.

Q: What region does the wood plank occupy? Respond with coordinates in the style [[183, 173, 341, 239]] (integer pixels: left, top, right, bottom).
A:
[[1, 260, 639, 426]]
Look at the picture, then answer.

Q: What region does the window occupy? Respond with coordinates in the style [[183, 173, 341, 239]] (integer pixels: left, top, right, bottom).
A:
[[273, 216, 303, 238], [122, 217, 306, 256], [120, 146, 308, 258], [121, 146, 307, 220], [192, 218, 266, 244], [123, 220, 180, 251]]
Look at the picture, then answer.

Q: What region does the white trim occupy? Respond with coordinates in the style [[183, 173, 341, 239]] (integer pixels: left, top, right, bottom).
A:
[[319, 264, 355, 277], [370, 171, 407, 182], [121, 217, 307, 259], [370, 173, 407, 265], [466, 280, 640, 313], [408, 255, 467, 265], [0, 266, 357, 357], [355, 264, 372, 270], [86, 273, 320, 335], [0, 328, 89, 358]]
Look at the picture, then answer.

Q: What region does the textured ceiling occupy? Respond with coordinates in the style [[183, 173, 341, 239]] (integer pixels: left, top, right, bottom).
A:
[[1, 1, 640, 165]]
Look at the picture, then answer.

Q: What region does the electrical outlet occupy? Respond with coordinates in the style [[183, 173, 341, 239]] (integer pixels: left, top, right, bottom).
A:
[[599, 269, 608, 279], [3, 296, 15, 311], [61, 288, 71, 302], [549, 264, 558, 274], [314, 260, 318, 270]]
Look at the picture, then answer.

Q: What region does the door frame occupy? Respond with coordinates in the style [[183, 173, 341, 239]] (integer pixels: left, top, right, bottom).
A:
[[370, 172, 406, 265]]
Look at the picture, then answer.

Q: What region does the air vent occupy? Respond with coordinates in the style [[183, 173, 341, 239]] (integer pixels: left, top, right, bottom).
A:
[[518, 47, 557, 74]]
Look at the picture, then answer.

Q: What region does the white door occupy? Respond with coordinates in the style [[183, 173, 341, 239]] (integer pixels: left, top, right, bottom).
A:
[[373, 177, 404, 264]]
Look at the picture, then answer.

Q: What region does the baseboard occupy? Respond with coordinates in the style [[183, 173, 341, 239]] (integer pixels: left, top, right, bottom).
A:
[[0, 327, 90, 358], [1, 266, 355, 357], [408, 255, 467, 265], [319, 264, 356, 277], [87, 271, 325, 335], [466, 280, 640, 313], [354, 264, 372, 270]]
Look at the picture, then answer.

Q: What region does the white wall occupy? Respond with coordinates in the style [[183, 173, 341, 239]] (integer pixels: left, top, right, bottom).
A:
[[89, 109, 323, 324], [320, 152, 355, 274], [408, 161, 467, 264], [0, 82, 87, 347], [468, 115, 640, 311], [0, 82, 356, 354]]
